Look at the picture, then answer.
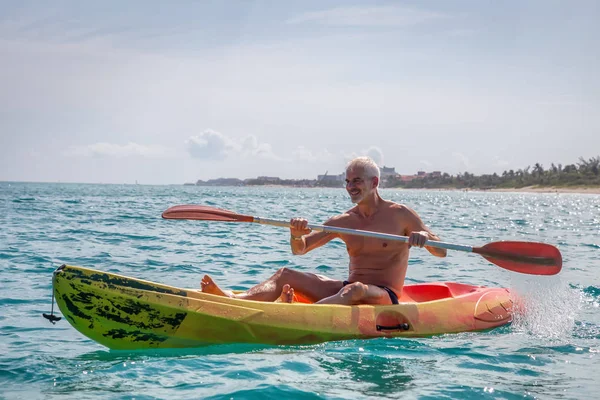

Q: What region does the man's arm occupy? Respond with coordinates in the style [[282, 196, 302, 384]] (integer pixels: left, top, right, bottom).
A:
[[290, 216, 341, 255], [402, 207, 447, 258]]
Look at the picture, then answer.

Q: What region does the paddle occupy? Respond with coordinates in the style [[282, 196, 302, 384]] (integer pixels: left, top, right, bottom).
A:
[[162, 205, 562, 276]]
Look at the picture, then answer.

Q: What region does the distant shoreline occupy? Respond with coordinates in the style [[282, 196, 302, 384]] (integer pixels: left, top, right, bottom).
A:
[[227, 184, 600, 194], [487, 186, 600, 194], [242, 185, 600, 194], [381, 186, 600, 194]]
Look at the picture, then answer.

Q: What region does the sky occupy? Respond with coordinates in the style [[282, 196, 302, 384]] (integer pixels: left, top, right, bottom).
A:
[[0, 0, 598, 184]]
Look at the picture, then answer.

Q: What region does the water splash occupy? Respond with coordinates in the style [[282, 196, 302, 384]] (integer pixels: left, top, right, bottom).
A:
[[509, 276, 582, 340]]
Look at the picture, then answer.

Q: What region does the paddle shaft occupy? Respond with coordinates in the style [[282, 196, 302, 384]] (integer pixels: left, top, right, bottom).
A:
[[253, 217, 472, 252], [256, 217, 556, 266]]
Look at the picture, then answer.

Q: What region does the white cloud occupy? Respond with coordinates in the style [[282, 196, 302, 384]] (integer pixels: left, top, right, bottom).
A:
[[64, 142, 174, 158], [240, 135, 258, 153], [187, 130, 359, 166], [241, 135, 281, 160], [185, 130, 383, 178], [186, 130, 239, 160], [366, 146, 385, 166], [343, 146, 385, 167], [187, 130, 281, 161], [286, 6, 447, 27]]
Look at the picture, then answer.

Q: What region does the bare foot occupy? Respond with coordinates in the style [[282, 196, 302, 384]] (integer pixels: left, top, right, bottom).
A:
[[275, 284, 295, 303], [200, 275, 232, 297]]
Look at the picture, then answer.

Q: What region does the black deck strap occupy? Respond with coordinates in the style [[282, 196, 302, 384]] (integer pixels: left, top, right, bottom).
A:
[[376, 323, 410, 331]]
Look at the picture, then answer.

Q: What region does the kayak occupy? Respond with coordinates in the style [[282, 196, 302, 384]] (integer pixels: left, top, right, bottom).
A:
[[51, 264, 513, 350]]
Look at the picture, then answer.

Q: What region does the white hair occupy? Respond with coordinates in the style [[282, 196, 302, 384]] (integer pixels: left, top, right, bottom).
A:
[[346, 156, 380, 179]]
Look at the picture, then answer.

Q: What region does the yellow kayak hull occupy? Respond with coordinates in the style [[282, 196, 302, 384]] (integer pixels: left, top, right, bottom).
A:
[[52, 265, 512, 349]]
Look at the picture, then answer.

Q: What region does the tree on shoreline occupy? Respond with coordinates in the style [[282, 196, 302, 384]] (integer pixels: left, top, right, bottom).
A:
[[386, 156, 600, 189]]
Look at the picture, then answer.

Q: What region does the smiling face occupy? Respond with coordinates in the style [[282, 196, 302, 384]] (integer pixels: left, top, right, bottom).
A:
[[345, 167, 378, 204]]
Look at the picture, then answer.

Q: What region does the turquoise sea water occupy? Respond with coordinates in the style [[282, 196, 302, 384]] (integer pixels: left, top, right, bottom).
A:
[[1, 182, 599, 399]]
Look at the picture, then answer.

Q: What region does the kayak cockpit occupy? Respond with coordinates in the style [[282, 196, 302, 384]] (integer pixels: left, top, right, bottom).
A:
[[292, 282, 485, 304]]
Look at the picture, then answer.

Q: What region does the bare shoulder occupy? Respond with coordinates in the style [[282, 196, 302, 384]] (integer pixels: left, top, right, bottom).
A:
[[386, 200, 410, 214], [386, 201, 422, 221], [324, 208, 358, 228]]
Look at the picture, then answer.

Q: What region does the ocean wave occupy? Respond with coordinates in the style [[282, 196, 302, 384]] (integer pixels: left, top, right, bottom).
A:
[[12, 197, 36, 203]]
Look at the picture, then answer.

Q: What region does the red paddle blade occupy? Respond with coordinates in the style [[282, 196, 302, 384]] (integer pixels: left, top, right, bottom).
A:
[[474, 241, 562, 275], [161, 205, 254, 223]]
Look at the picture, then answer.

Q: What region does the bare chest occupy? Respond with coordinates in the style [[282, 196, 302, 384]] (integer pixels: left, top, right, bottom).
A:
[[341, 218, 408, 256]]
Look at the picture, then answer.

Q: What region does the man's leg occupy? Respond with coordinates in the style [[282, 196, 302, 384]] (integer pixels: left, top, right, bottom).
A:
[[316, 282, 393, 305], [202, 268, 343, 302]]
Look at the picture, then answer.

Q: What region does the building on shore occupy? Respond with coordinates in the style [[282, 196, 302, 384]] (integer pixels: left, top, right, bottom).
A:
[[395, 170, 442, 184], [317, 171, 345, 186], [381, 166, 396, 178], [256, 176, 281, 183], [399, 175, 417, 182]]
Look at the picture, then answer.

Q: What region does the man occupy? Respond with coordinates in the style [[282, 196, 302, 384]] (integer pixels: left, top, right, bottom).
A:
[[201, 156, 446, 305]]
